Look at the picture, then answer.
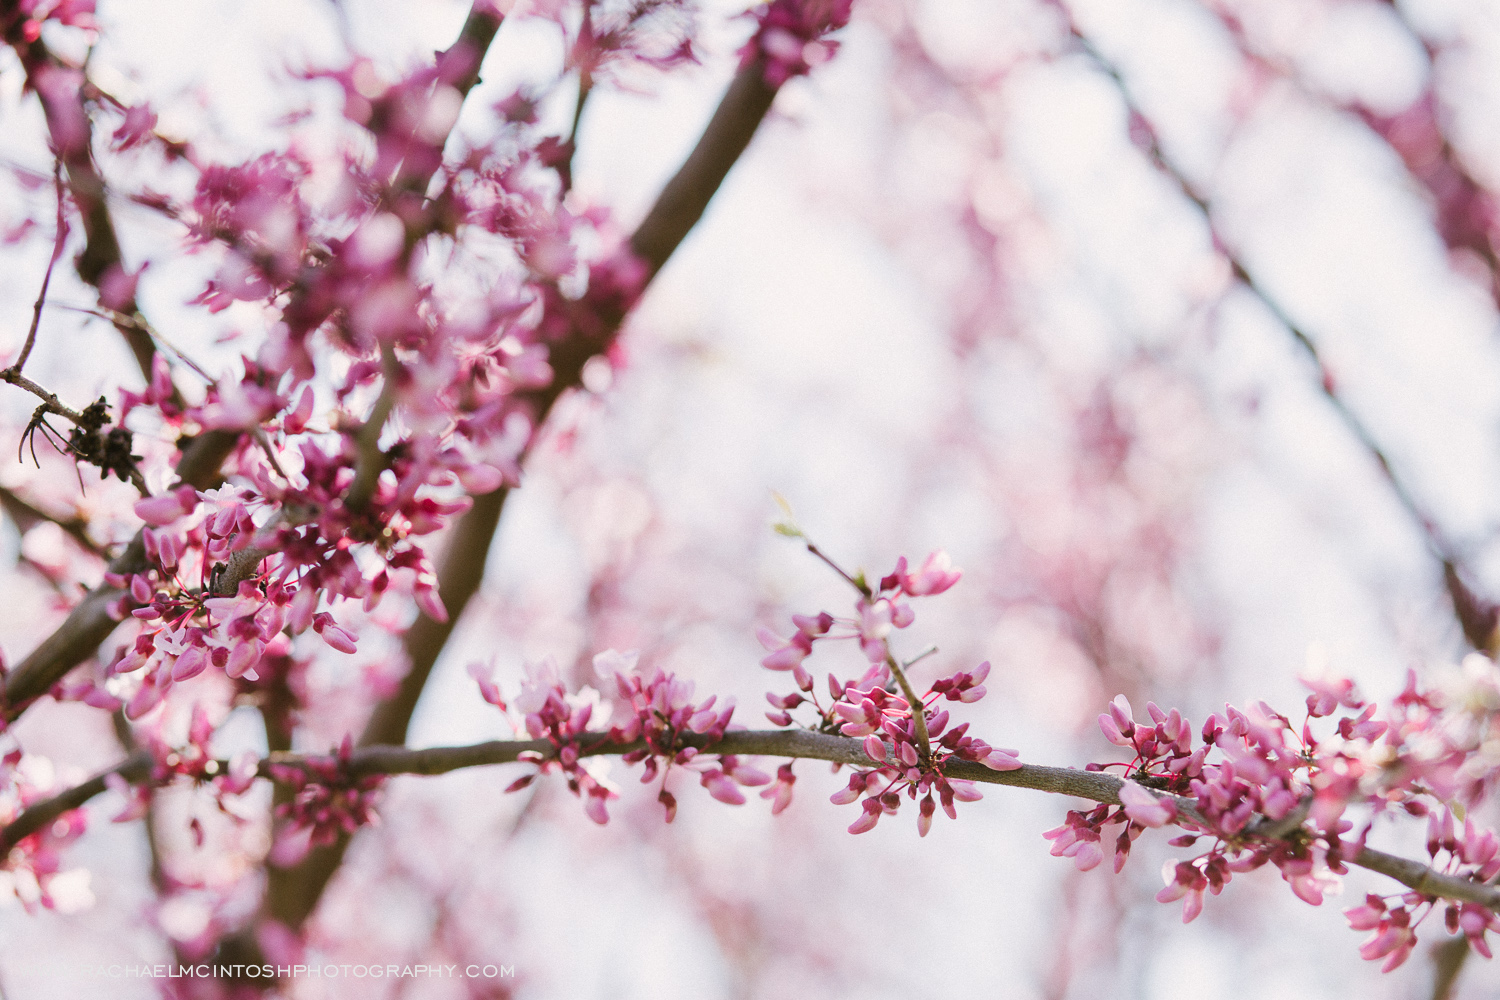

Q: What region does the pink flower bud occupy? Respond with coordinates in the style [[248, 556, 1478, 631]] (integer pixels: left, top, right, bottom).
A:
[[415, 583, 448, 623], [703, 771, 745, 805], [135, 492, 190, 526], [584, 794, 610, 825], [1119, 780, 1176, 828], [226, 640, 262, 679], [830, 780, 863, 806], [1099, 713, 1130, 746], [457, 463, 505, 493], [900, 550, 962, 596], [980, 748, 1022, 771], [847, 799, 881, 835], [288, 586, 317, 633], [1072, 841, 1104, 871], [172, 646, 209, 681], [319, 623, 358, 654]]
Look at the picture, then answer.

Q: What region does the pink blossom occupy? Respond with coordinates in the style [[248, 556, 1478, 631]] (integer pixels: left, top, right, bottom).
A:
[[898, 550, 963, 596], [133, 485, 199, 526], [1119, 780, 1176, 827], [111, 103, 158, 151], [760, 763, 796, 815]]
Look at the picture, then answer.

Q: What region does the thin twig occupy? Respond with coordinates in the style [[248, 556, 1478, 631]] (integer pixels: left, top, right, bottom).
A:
[[55, 304, 215, 384], [803, 540, 870, 597], [885, 650, 932, 761], [11, 163, 69, 375], [0, 370, 87, 425], [16, 41, 158, 380], [903, 645, 938, 669], [801, 536, 933, 759]]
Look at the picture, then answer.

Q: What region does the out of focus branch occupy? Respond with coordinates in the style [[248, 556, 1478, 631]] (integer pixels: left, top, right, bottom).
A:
[[270, 50, 791, 935], [1430, 936, 1470, 1000], [0, 749, 149, 853], [1203, 1, 1500, 313], [0, 484, 103, 556], [3, 35, 158, 379], [11, 730, 1500, 913], [629, 62, 778, 280], [342, 342, 401, 513], [1068, 26, 1498, 650]]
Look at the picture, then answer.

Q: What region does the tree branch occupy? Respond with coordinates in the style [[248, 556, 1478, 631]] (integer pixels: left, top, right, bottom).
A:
[[341, 341, 400, 513], [0, 484, 104, 556], [0, 369, 88, 425], [12, 730, 1500, 912], [7, 37, 157, 379], [10, 163, 68, 375], [629, 60, 778, 280], [1068, 25, 1496, 650]]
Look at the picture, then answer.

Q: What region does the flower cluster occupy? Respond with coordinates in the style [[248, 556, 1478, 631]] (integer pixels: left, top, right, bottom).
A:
[[1066, 659, 1500, 970], [471, 650, 767, 824], [1054, 693, 1366, 916], [267, 736, 385, 848], [0, 750, 89, 911], [142, 705, 259, 803], [760, 550, 1020, 835], [51, 25, 665, 722], [741, 0, 855, 86], [477, 656, 620, 824], [1342, 806, 1500, 969]]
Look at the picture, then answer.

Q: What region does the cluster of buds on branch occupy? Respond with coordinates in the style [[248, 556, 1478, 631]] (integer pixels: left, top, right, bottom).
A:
[[758, 541, 1021, 835], [1040, 655, 1500, 970], [267, 736, 387, 855], [469, 649, 766, 825]]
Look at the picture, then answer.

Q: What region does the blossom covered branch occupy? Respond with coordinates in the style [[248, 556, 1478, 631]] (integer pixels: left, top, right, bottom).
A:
[[8, 720, 1500, 925], [11, 542, 1500, 972]]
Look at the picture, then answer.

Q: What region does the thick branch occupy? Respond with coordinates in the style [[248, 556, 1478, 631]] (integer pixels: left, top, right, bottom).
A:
[[629, 59, 778, 280]]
